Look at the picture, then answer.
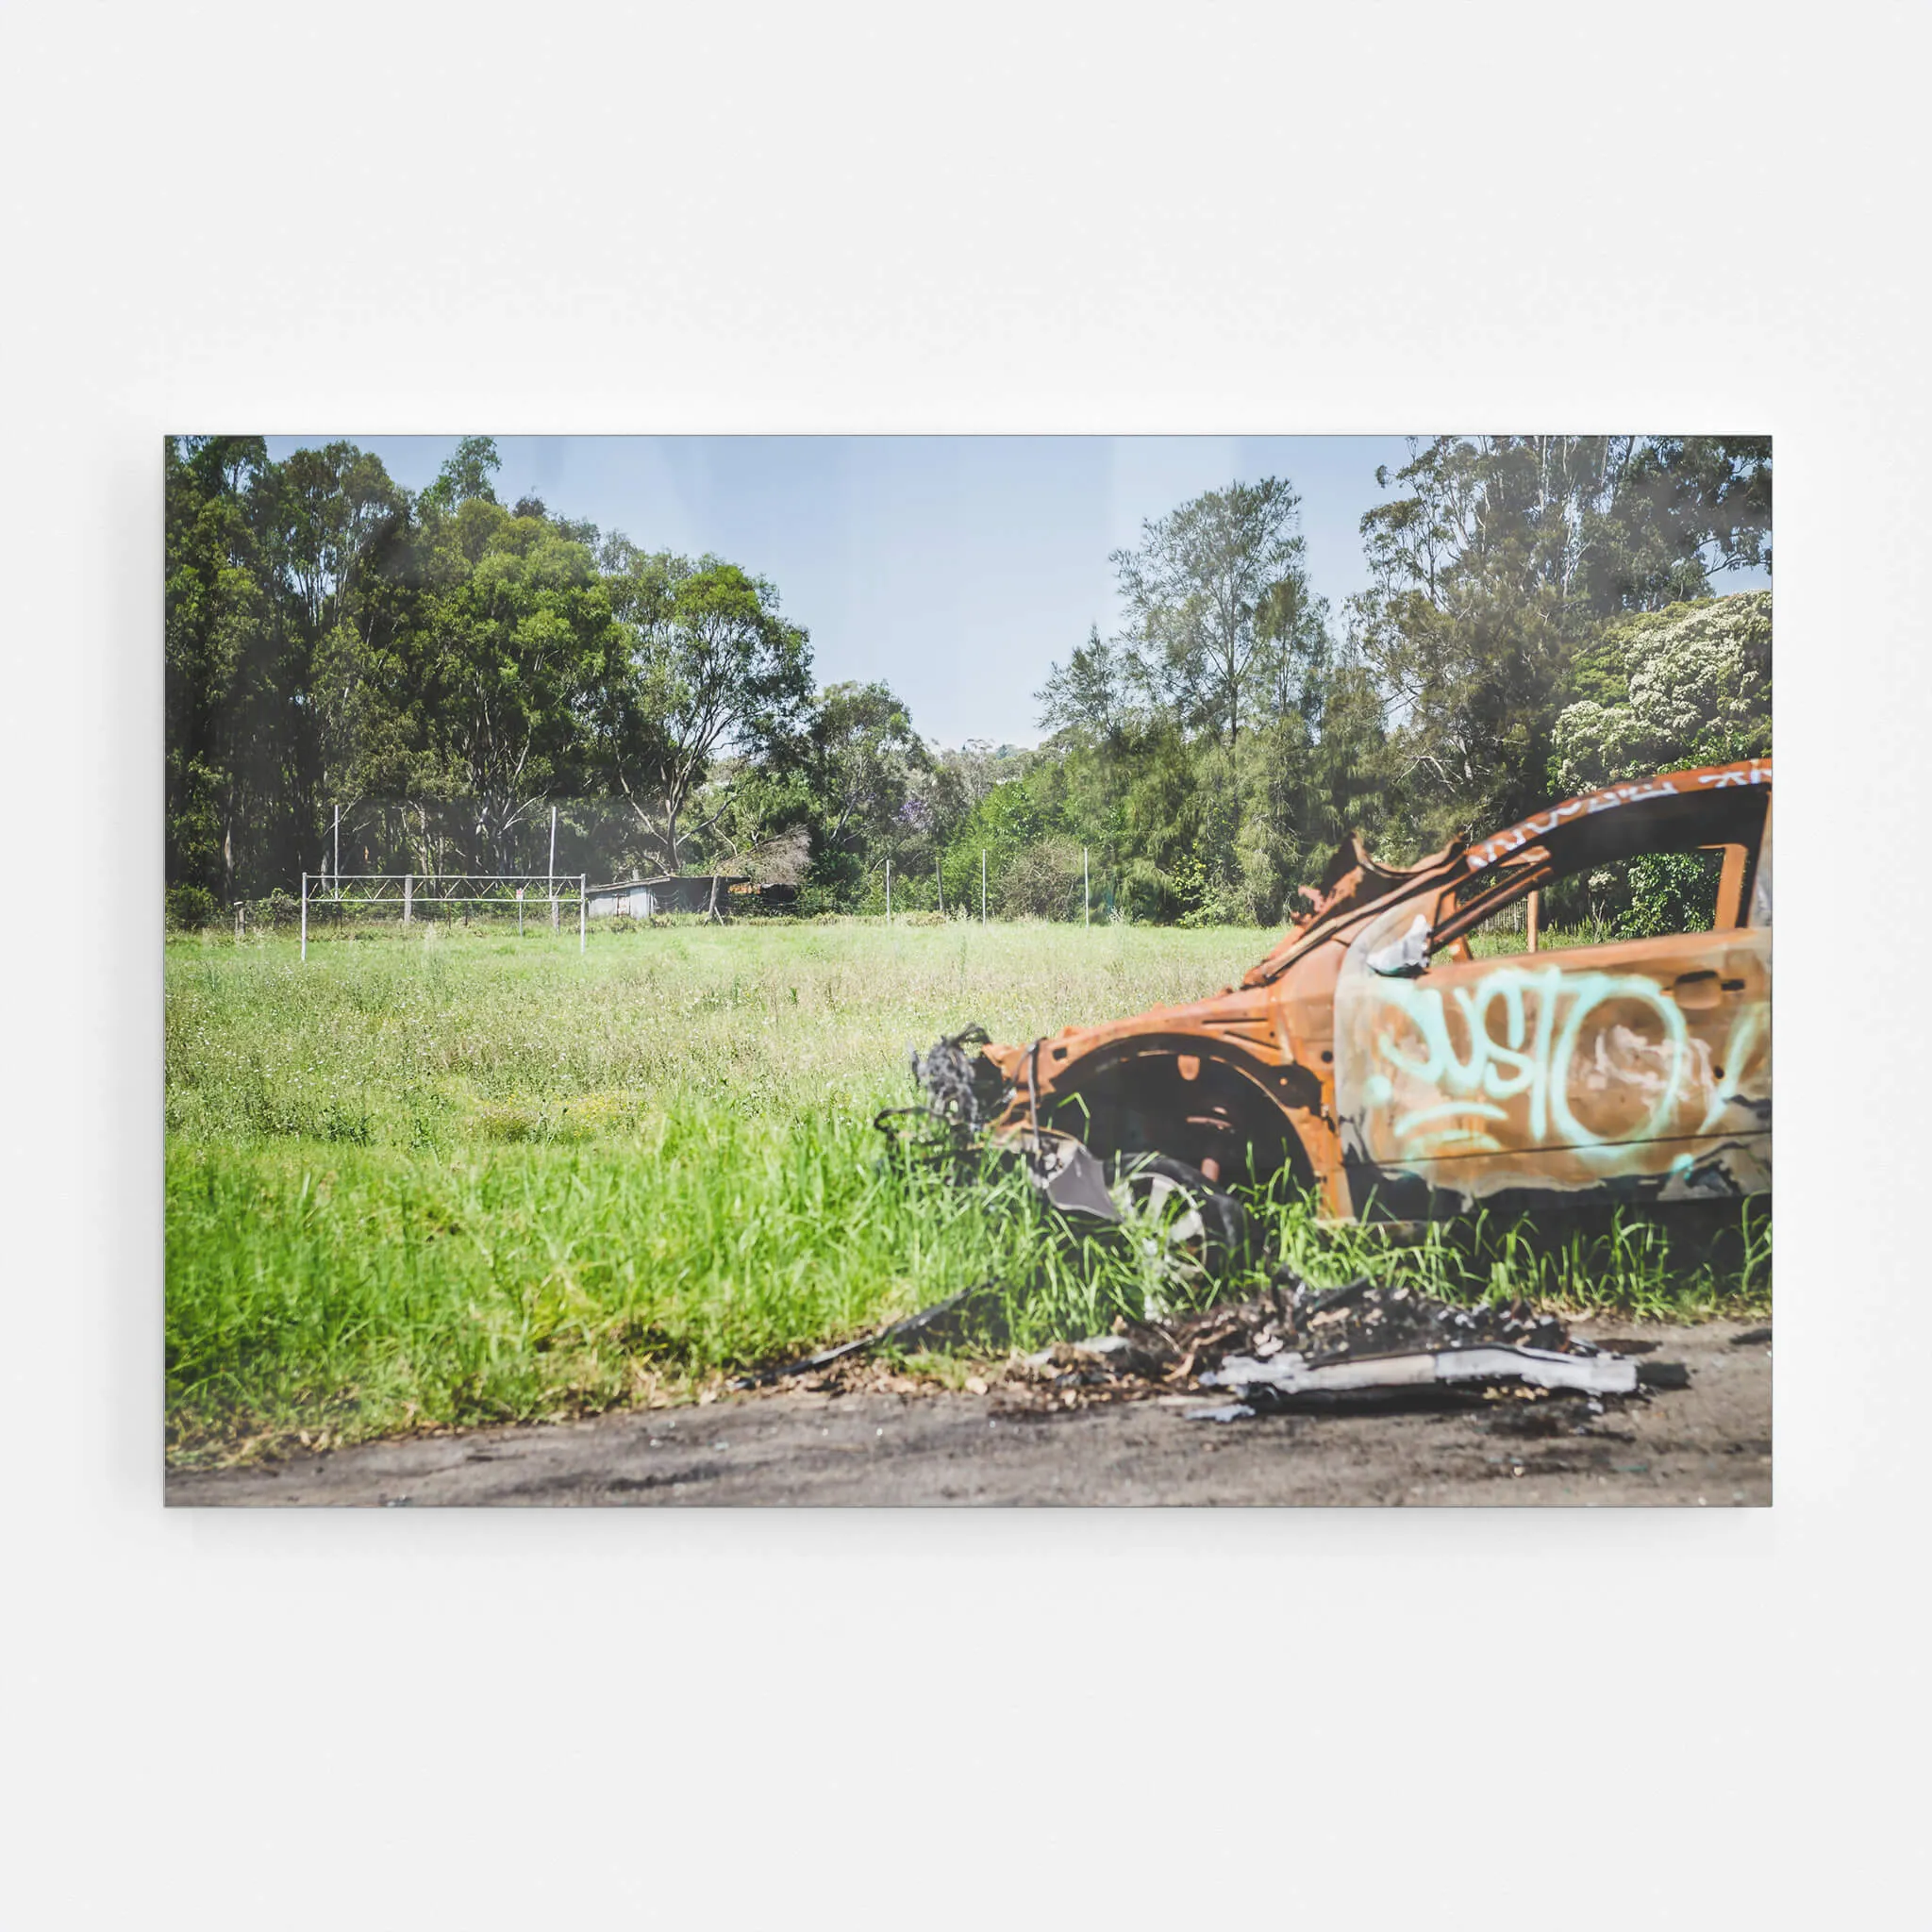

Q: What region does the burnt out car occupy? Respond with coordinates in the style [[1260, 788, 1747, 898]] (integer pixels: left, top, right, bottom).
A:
[[971, 757, 1770, 1226]]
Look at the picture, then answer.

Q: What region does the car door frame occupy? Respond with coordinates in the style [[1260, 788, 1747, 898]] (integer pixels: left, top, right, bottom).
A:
[[1330, 796, 1772, 1218]]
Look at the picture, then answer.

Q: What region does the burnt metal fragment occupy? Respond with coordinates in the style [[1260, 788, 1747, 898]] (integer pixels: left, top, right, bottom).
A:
[[909, 1024, 1007, 1131], [1031, 1134, 1122, 1222], [1199, 1343, 1641, 1408], [729, 1281, 1010, 1390]]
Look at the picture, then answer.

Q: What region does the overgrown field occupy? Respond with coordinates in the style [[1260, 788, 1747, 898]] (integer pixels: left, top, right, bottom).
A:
[[165, 920, 1770, 1458]]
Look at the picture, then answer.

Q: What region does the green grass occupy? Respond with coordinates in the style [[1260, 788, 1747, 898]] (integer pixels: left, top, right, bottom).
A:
[[1464, 922, 1612, 958], [165, 919, 1769, 1457]]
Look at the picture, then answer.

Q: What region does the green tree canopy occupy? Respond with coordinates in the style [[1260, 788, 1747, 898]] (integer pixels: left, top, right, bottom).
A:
[[1111, 475, 1312, 748], [1349, 436, 1772, 850], [804, 680, 930, 893], [163, 435, 1768, 933], [407, 499, 617, 868], [596, 554, 814, 873]]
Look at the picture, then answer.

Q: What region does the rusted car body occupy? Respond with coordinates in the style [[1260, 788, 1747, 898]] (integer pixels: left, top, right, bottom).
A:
[[978, 758, 1771, 1223]]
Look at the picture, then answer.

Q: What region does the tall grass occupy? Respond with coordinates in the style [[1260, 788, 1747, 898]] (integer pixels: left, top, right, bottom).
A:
[[1256, 1174, 1770, 1317], [165, 922, 1769, 1456]]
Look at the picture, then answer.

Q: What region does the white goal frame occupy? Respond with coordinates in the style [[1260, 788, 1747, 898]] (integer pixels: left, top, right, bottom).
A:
[[300, 873, 588, 958]]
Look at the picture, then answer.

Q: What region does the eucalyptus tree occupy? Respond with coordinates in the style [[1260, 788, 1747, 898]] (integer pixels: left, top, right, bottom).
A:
[[420, 436, 503, 512], [260, 441, 413, 871], [1110, 476, 1311, 749], [596, 553, 814, 874], [807, 680, 930, 890], [164, 436, 275, 906], [408, 497, 617, 872]]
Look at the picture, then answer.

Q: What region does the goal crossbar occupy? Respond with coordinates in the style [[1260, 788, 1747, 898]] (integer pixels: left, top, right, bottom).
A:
[[300, 872, 588, 957], [308, 874, 586, 904]]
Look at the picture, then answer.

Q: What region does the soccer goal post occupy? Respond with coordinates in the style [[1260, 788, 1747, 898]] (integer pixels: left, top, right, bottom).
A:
[[299, 874, 589, 957]]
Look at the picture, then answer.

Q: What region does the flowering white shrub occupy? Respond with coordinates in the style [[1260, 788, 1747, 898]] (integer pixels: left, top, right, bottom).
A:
[[1552, 591, 1771, 792]]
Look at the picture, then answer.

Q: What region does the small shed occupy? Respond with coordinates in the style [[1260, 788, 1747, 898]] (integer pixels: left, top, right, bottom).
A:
[[586, 875, 750, 918]]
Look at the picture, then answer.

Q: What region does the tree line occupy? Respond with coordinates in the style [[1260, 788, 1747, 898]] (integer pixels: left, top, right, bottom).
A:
[[165, 434, 1770, 928]]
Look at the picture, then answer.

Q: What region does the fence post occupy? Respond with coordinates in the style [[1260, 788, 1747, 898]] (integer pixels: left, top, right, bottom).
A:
[[936, 859, 943, 917], [981, 849, 987, 926], [885, 859, 891, 924], [1084, 846, 1090, 928], [404, 873, 412, 926], [579, 874, 587, 955], [300, 872, 308, 960]]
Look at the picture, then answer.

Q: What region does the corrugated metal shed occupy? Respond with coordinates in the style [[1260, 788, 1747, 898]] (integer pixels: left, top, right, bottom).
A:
[[586, 876, 751, 917]]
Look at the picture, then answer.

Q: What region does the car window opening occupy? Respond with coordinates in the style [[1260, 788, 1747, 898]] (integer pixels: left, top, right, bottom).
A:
[[1430, 840, 1752, 960]]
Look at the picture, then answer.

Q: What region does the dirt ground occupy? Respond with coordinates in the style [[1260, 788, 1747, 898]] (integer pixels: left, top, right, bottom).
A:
[[165, 1316, 1771, 1507]]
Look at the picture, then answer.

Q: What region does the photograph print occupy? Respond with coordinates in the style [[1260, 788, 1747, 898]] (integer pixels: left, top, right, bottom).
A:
[[162, 433, 1773, 1506]]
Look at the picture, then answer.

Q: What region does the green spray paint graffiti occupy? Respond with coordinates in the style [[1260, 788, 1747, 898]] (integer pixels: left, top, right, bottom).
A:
[[1358, 964, 1695, 1159]]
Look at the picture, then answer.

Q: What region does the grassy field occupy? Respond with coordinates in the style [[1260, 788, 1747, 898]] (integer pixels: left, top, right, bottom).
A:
[[165, 918, 1770, 1457]]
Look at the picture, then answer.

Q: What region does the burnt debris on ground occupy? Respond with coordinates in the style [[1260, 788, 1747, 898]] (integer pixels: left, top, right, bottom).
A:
[[732, 1267, 1687, 1423], [1027, 1273, 1681, 1421]]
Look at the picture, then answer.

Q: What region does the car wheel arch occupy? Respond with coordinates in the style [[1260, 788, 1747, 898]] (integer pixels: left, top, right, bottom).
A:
[[1033, 1035, 1320, 1192]]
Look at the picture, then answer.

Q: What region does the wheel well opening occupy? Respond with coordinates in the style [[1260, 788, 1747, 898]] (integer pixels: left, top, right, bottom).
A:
[[1042, 1042, 1314, 1192]]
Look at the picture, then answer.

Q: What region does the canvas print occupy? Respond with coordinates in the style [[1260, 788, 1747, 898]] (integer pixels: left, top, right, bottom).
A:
[[163, 435, 1772, 1505]]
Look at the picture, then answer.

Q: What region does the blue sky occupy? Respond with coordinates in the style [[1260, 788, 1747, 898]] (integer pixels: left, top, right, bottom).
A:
[[261, 435, 1762, 747]]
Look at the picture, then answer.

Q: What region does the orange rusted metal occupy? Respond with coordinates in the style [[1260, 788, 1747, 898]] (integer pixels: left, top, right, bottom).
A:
[[980, 758, 1772, 1222]]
